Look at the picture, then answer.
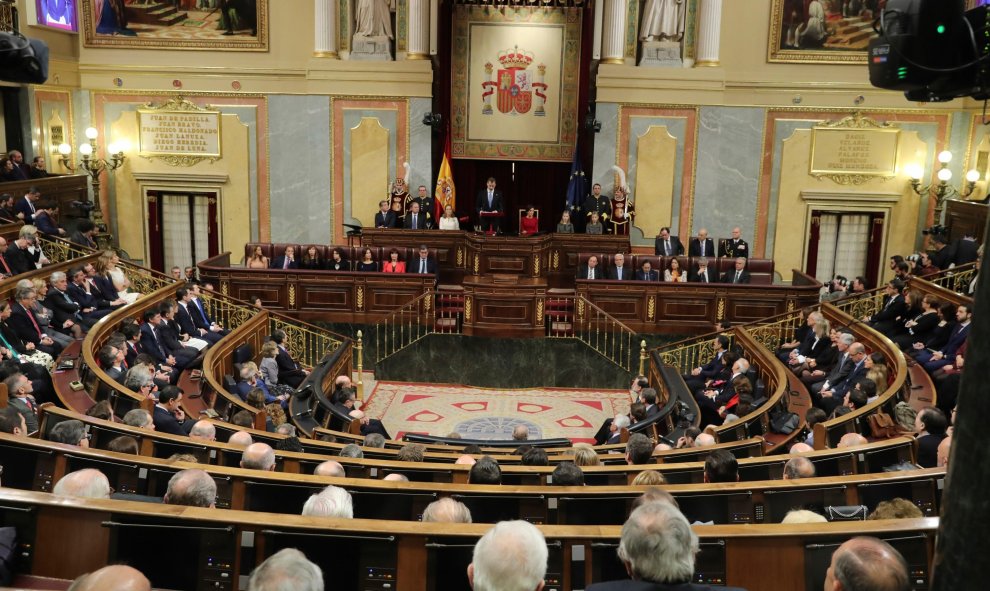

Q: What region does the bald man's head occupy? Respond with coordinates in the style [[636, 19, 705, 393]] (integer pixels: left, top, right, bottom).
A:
[[53, 469, 111, 499], [455, 454, 477, 466], [241, 442, 276, 471], [790, 442, 814, 453], [69, 565, 151, 591], [824, 537, 908, 591], [189, 420, 216, 441], [694, 433, 716, 447], [838, 433, 868, 448], [229, 431, 254, 448], [782, 456, 816, 480], [314, 460, 346, 477]]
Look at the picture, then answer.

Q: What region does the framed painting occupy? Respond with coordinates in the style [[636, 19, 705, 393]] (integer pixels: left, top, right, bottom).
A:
[[767, 0, 880, 64], [81, 0, 268, 51]]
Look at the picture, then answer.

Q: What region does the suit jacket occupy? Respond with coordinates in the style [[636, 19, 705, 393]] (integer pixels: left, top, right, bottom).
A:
[[822, 352, 854, 387], [8, 304, 45, 345], [578, 264, 603, 280], [275, 347, 301, 374], [68, 231, 97, 250], [124, 340, 142, 366], [43, 288, 81, 327], [869, 294, 906, 325], [374, 210, 397, 228], [689, 268, 713, 283], [654, 236, 684, 256], [833, 360, 867, 397], [404, 212, 428, 229], [722, 238, 749, 258], [688, 237, 716, 258], [917, 433, 946, 468], [608, 265, 631, 281], [92, 274, 119, 304], [68, 281, 109, 311], [587, 580, 746, 591], [235, 379, 277, 404], [476, 188, 504, 212], [139, 324, 170, 363], [940, 323, 970, 357], [406, 256, 437, 274], [720, 269, 751, 284], [189, 297, 214, 331], [270, 256, 298, 270], [952, 238, 978, 266], [153, 405, 187, 436], [0, 320, 32, 355], [930, 245, 953, 270], [698, 352, 725, 379], [34, 212, 60, 236], [636, 269, 660, 281], [175, 303, 199, 337], [8, 397, 39, 433], [14, 197, 36, 224], [6, 242, 39, 275]]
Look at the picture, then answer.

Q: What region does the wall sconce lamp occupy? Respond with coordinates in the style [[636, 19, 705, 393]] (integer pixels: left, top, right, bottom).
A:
[[907, 150, 979, 222], [57, 126, 128, 235]]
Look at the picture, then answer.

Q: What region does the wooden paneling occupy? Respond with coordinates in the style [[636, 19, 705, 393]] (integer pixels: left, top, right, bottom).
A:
[[944, 199, 987, 243]]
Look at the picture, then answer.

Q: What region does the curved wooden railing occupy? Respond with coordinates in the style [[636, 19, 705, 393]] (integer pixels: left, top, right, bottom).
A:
[[200, 309, 270, 430], [814, 303, 909, 449]]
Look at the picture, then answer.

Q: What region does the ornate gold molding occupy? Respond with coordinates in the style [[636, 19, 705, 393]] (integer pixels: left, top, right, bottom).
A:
[[647, 296, 656, 321], [464, 295, 473, 322], [810, 112, 899, 185]]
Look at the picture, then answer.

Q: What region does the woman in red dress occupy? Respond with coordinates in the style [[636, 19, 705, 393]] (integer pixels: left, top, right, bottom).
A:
[[382, 248, 406, 273], [520, 206, 539, 236]]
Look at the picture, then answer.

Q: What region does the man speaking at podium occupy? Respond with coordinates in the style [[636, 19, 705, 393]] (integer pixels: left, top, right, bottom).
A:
[[476, 177, 503, 234]]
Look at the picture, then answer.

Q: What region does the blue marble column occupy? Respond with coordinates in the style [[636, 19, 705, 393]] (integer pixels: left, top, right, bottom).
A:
[[269, 95, 333, 243]]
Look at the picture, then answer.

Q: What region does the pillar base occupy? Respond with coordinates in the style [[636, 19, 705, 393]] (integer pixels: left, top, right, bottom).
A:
[[600, 57, 625, 65], [313, 50, 340, 58], [406, 52, 430, 60], [694, 59, 720, 67]]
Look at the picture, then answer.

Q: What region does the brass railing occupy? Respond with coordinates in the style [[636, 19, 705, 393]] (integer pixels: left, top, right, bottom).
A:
[[39, 236, 91, 265], [746, 310, 809, 354], [375, 290, 437, 362], [926, 262, 978, 294], [566, 295, 636, 372], [831, 288, 887, 320], [270, 315, 343, 369], [658, 333, 733, 375], [201, 290, 257, 331]]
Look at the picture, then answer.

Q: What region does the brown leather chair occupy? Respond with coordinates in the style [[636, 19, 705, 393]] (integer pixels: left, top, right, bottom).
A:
[[244, 243, 273, 263], [747, 259, 775, 284]]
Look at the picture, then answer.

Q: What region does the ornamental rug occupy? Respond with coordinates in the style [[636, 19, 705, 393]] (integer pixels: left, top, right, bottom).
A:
[[360, 381, 633, 443]]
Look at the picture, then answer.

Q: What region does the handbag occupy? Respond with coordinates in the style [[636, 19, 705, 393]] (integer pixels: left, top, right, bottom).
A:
[[867, 412, 899, 439], [825, 505, 868, 522], [770, 411, 799, 434]]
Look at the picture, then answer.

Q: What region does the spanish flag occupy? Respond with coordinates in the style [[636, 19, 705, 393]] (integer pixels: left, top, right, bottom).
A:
[[434, 127, 455, 221]]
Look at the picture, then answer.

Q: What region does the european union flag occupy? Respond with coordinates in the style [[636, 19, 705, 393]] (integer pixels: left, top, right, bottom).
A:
[[565, 146, 586, 213]]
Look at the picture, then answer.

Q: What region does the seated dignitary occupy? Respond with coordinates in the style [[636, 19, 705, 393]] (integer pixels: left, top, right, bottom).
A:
[[9, 287, 62, 357], [586, 502, 746, 591], [637, 260, 659, 281], [333, 386, 390, 438], [468, 520, 547, 591], [823, 537, 909, 591], [270, 328, 309, 388], [608, 252, 632, 280], [579, 255, 604, 280], [720, 257, 751, 284], [164, 469, 218, 508], [154, 385, 194, 435], [247, 548, 324, 591]]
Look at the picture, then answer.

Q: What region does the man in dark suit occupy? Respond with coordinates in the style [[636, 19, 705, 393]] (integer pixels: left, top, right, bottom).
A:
[[271, 328, 309, 388], [475, 177, 503, 233], [14, 188, 40, 225], [374, 199, 397, 228], [270, 245, 298, 270], [640, 388, 661, 417], [7, 151, 30, 181], [578, 255, 603, 280], [6, 230, 42, 276], [809, 333, 855, 396], [608, 253, 631, 281], [44, 270, 89, 332], [9, 287, 62, 357], [721, 227, 749, 258], [120, 323, 143, 367], [404, 202, 428, 229], [154, 386, 193, 436], [688, 228, 715, 258], [951, 234, 979, 266], [817, 342, 867, 414], [654, 227, 684, 256], [406, 245, 437, 275], [99, 344, 127, 383], [636, 260, 659, 281], [863, 279, 906, 336], [586, 501, 746, 591], [689, 258, 713, 283], [720, 257, 751, 284], [139, 309, 182, 382], [67, 267, 113, 323], [683, 336, 730, 391], [177, 287, 222, 345], [69, 219, 99, 250], [916, 304, 971, 373]]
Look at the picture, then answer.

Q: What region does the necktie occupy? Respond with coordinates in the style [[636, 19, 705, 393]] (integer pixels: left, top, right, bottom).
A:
[[700, 241, 705, 256], [0, 331, 18, 359], [665, 240, 671, 255], [735, 271, 741, 283], [588, 268, 594, 279], [420, 259, 426, 273], [27, 198, 34, 213], [488, 191, 493, 208], [195, 299, 209, 324], [702, 271, 707, 282], [24, 306, 41, 338], [412, 214, 418, 227], [283, 256, 289, 269], [151, 327, 166, 357], [617, 268, 622, 280]]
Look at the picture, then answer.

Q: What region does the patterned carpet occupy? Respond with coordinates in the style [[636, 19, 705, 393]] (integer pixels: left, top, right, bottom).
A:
[[360, 382, 633, 443]]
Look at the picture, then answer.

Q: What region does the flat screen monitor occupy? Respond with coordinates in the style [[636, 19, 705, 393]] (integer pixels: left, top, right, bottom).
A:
[[261, 529, 397, 590], [106, 516, 236, 591], [674, 492, 752, 524], [35, 0, 77, 32]]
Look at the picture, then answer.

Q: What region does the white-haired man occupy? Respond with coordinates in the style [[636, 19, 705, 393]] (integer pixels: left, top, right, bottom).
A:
[[468, 520, 547, 591], [248, 548, 323, 591], [301, 485, 353, 518], [53, 468, 111, 499], [423, 497, 473, 523], [164, 469, 217, 508], [587, 502, 746, 590]]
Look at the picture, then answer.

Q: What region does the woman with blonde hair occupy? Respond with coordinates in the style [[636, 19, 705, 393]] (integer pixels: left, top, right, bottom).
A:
[[572, 446, 601, 467], [865, 351, 888, 388], [29, 278, 79, 344], [631, 470, 667, 486], [95, 251, 139, 305]]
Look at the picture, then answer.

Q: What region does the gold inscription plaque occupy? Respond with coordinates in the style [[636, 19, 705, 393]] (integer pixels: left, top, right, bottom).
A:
[[138, 97, 222, 166], [810, 113, 899, 184]]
